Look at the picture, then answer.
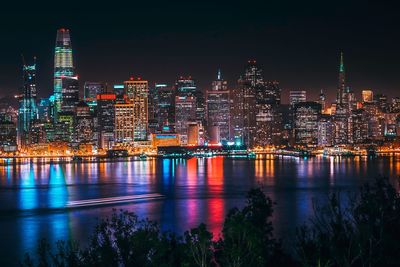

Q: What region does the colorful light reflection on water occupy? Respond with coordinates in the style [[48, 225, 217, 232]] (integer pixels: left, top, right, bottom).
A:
[[0, 156, 400, 265]]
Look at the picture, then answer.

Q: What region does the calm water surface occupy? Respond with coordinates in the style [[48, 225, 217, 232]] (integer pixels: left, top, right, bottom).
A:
[[0, 155, 399, 266]]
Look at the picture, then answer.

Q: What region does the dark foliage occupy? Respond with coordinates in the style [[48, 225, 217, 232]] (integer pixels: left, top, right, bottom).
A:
[[296, 177, 400, 267]]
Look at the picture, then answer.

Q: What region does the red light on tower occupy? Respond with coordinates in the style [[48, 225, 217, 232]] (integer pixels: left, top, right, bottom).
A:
[[130, 77, 134, 81]]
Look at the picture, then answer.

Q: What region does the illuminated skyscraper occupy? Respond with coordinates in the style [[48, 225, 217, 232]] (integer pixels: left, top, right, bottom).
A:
[[175, 77, 205, 125], [53, 28, 77, 120], [154, 83, 175, 132], [18, 57, 38, 147], [337, 52, 346, 106], [294, 102, 321, 146], [333, 52, 350, 144], [124, 78, 149, 141], [206, 70, 230, 143]]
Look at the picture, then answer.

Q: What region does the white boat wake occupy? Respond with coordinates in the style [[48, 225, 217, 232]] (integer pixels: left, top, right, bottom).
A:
[[66, 193, 164, 208]]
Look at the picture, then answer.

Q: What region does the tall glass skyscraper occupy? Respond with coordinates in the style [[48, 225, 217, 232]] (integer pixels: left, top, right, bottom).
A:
[[18, 57, 38, 147], [53, 28, 77, 120]]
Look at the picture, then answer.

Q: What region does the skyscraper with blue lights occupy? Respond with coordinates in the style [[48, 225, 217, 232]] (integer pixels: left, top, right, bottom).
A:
[[53, 28, 77, 120]]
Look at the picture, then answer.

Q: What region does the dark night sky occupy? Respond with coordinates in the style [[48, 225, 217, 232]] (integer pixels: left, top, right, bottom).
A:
[[0, 1, 399, 103]]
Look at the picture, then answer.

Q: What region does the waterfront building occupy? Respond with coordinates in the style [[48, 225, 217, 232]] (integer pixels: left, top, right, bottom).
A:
[[17, 57, 38, 148], [230, 80, 245, 144], [236, 61, 264, 147], [255, 81, 282, 146], [154, 83, 175, 133], [151, 133, 180, 147], [97, 93, 116, 149], [124, 78, 148, 141], [53, 28, 77, 120], [29, 122, 47, 145], [56, 112, 74, 142], [363, 102, 385, 140], [175, 77, 205, 125], [293, 102, 321, 147], [175, 96, 197, 145], [114, 102, 135, 144], [349, 109, 369, 144], [206, 70, 230, 143], [317, 114, 334, 147], [0, 121, 17, 152]]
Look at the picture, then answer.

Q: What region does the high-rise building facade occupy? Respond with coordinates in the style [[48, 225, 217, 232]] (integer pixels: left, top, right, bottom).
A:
[[289, 90, 307, 106], [124, 78, 149, 141], [294, 102, 322, 146], [154, 83, 175, 133], [74, 101, 93, 144], [206, 70, 230, 143], [175, 77, 205, 125], [317, 114, 334, 147], [18, 57, 38, 147], [114, 103, 135, 144], [333, 52, 350, 145], [97, 93, 116, 149], [175, 96, 197, 145], [53, 28, 77, 120], [255, 81, 282, 146]]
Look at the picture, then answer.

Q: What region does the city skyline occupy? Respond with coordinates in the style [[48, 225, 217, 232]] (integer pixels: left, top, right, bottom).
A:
[[0, 1, 399, 102]]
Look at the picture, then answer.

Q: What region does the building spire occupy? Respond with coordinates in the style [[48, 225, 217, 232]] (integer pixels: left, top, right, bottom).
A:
[[217, 68, 222, 80], [339, 51, 344, 72]]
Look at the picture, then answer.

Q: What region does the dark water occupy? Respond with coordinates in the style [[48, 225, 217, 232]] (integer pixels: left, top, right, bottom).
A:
[[0, 155, 399, 266]]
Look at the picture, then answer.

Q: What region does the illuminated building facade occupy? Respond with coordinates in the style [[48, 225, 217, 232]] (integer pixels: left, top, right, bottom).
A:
[[206, 70, 230, 143], [333, 52, 350, 145], [294, 102, 321, 146], [18, 57, 38, 147], [154, 83, 175, 133], [84, 82, 105, 112], [0, 121, 17, 152], [53, 28, 77, 120], [317, 114, 334, 147], [114, 103, 135, 144], [362, 90, 374, 103], [255, 81, 282, 146], [349, 109, 369, 144], [175, 96, 196, 145], [289, 90, 307, 106], [175, 77, 205, 125], [124, 79, 149, 141], [75, 101, 93, 144], [97, 94, 116, 149]]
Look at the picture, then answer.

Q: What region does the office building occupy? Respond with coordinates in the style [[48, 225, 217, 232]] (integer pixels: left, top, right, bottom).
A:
[[124, 78, 148, 141], [206, 70, 230, 143], [294, 102, 321, 146], [53, 28, 77, 120]]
